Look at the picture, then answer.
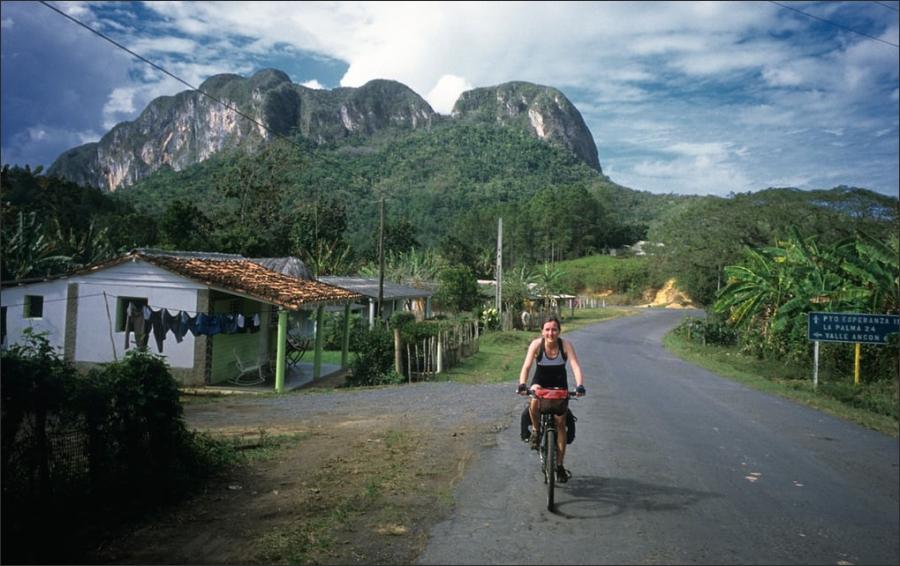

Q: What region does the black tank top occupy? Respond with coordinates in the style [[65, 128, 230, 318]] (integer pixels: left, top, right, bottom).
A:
[[532, 339, 568, 389]]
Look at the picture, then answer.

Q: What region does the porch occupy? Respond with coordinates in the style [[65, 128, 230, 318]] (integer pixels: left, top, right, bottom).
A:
[[182, 360, 348, 396]]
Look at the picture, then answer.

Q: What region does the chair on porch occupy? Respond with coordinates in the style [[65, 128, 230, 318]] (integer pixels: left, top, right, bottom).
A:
[[286, 334, 312, 366], [231, 349, 266, 386]]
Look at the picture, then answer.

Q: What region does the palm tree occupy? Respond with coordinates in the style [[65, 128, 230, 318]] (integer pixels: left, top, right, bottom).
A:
[[1, 211, 70, 280]]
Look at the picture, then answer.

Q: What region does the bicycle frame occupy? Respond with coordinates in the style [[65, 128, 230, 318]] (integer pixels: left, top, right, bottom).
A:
[[528, 389, 576, 511]]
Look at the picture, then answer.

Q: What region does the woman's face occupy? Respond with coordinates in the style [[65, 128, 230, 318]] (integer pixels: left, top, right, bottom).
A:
[[541, 321, 560, 342]]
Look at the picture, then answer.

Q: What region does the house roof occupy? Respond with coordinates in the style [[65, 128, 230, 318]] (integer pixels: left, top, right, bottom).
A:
[[49, 249, 359, 310], [318, 276, 433, 300], [138, 251, 360, 309]]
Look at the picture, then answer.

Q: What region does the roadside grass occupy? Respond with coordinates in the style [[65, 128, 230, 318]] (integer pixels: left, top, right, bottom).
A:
[[441, 307, 632, 384], [663, 331, 899, 438]]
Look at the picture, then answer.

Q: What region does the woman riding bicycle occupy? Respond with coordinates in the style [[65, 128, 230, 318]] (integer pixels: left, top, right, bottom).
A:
[[517, 316, 586, 483]]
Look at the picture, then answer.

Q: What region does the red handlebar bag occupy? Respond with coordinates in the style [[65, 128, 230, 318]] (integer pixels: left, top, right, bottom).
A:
[[534, 388, 568, 399]]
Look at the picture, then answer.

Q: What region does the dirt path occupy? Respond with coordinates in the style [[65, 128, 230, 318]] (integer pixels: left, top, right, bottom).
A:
[[89, 380, 521, 564]]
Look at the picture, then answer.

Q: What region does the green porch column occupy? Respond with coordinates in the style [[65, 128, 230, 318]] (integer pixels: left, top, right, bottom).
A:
[[341, 302, 351, 368], [313, 304, 324, 379], [275, 309, 287, 393]]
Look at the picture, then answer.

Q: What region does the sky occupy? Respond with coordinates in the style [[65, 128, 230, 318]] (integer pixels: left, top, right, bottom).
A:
[[1, 1, 898, 198]]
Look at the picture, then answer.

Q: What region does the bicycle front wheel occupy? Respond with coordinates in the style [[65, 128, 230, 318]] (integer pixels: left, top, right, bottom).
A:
[[546, 427, 556, 511]]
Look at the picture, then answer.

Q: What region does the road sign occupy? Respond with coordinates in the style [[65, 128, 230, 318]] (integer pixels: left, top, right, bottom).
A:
[[807, 312, 900, 345]]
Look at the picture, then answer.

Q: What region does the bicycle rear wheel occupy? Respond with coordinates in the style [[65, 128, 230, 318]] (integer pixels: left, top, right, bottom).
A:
[[546, 427, 557, 511]]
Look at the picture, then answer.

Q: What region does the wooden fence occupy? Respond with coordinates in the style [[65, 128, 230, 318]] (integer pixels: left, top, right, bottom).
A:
[[397, 320, 480, 382]]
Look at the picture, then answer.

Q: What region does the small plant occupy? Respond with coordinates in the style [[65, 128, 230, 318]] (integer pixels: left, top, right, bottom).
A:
[[481, 307, 500, 331]]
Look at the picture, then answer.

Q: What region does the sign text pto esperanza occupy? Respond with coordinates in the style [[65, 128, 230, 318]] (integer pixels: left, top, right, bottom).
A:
[[807, 312, 899, 345]]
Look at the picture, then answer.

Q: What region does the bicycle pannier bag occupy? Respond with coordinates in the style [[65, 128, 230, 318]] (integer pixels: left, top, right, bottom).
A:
[[566, 409, 576, 444]]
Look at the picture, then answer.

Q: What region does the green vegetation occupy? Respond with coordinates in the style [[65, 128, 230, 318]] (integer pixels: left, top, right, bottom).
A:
[[555, 254, 666, 299], [711, 228, 898, 378], [0, 332, 238, 563], [647, 187, 897, 305]]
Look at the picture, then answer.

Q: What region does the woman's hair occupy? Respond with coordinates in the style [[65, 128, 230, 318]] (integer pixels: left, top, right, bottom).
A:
[[542, 316, 562, 330]]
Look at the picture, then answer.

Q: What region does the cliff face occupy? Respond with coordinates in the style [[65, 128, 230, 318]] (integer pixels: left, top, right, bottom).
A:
[[451, 81, 601, 173], [48, 71, 601, 191], [48, 70, 438, 191]]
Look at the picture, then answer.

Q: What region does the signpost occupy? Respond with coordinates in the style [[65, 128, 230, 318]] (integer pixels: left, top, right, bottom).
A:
[[807, 312, 899, 387]]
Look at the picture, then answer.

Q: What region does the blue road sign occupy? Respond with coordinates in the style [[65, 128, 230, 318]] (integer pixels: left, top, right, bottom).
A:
[[807, 312, 900, 345]]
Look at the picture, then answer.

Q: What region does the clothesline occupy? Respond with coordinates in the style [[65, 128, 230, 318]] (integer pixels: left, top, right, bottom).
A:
[[2, 291, 283, 316]]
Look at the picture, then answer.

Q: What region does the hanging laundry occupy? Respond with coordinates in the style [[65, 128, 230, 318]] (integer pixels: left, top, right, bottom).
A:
[[221, 313, 239, 334], [142, 306, 166, 353], [124, 301, 148, 349], [163, 309, 188, 343], [193, 313, 223, 336]]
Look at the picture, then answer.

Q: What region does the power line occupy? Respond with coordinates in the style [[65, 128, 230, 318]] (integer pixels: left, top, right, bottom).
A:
[[870, 1, 898, 13], [38, 1, 306, 151], [769, 1, 900, 48]]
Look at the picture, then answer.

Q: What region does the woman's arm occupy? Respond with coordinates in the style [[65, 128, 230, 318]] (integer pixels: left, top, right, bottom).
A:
[[565, 341, 585, 389], [518, 338, 540, 386]]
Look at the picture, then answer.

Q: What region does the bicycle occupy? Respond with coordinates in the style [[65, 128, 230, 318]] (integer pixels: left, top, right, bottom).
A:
[[527, 388, 577, 511]]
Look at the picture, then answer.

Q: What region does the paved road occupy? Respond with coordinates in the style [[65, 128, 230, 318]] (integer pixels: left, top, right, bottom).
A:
[[417, 308, 900, 565]]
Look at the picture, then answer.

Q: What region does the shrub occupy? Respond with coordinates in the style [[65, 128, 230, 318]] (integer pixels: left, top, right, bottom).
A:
[[347, 326, 396, 387], [0, 336, 231, 563], [673, 316, 737, 347]]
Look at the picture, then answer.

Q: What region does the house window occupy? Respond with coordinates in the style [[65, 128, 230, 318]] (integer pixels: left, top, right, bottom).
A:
[[24, 296, 43, 319], [116, 297, 148, 332]]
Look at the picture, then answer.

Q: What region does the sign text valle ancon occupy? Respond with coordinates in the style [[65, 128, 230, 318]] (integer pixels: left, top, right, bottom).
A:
[[807, 312, 899, 345]]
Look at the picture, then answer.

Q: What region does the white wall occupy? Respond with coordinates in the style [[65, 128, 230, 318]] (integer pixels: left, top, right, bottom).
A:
[[71, 261, 204, 368], [2, 279, 69, 356], [2, 259, 206, 369]]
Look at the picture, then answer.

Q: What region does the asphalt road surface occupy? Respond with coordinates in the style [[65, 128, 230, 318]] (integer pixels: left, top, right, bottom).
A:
[[417, 308, 900, 565]]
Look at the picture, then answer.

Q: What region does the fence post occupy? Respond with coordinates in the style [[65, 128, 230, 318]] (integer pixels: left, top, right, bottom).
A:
[[394, 327, 403, 376], [437, 330, 443, 373]]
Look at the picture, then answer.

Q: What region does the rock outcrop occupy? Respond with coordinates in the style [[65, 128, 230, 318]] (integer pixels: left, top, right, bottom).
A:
[[451, 81, 601, 173], [48, 71, 601, 191]]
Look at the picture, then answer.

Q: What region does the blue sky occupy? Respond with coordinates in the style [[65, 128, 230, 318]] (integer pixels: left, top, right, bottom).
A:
[[2, 1, 898, 197]]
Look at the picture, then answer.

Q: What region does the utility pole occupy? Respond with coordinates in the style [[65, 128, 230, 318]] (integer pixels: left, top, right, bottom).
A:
[[377, 196, 385, 321], [496, 217, 503, 314]]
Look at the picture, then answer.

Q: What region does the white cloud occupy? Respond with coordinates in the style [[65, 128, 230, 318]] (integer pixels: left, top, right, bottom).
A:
[[426, 74, 473, 115], [301, 79, 325, 89], [0, 124, 101, 168], [5, 1, 897, 196]]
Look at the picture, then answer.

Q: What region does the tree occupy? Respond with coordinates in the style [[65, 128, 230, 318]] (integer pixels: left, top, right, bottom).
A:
[[212, 139, 303, 255], [159, 200, 213, 251], [434, 266, 480, 313]]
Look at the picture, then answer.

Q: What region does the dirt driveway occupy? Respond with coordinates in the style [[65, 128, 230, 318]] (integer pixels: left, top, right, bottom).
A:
[[89, 377, 522, 565]]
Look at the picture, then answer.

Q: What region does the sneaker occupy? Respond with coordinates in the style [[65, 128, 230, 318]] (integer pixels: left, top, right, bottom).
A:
[[529, 430, 539, 450], [556, 466, 571, 483]]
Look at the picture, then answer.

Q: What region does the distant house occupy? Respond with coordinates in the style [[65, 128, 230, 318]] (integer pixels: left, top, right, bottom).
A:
[[318, 277, 433, 327], [1, 250, 360, 390]]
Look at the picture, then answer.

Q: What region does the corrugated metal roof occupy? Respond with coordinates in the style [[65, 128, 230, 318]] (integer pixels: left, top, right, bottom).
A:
[[251, 257, 314, 280], [318, 276, 433, 300]]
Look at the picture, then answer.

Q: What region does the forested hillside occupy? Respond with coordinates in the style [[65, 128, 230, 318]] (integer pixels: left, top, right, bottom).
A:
[[2, 118, 896, 310], [110, 121, 671, 268]]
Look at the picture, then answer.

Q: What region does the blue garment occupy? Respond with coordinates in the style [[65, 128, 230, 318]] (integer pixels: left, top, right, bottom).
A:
[[193, 313, 223, 336]]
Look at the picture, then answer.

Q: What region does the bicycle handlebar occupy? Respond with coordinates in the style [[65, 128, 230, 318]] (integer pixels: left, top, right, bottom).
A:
[[521, 389, 580, 399]]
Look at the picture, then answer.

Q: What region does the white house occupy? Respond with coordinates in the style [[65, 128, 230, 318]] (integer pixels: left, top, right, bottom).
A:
[[1, 250, 360, 389]]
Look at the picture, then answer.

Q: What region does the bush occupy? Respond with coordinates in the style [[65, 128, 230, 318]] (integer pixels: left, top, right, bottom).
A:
[[673, 316, 737, 347], [347, 326, 396, 387], [0, 335, 230, 563], [321, 311, 368, 350]]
